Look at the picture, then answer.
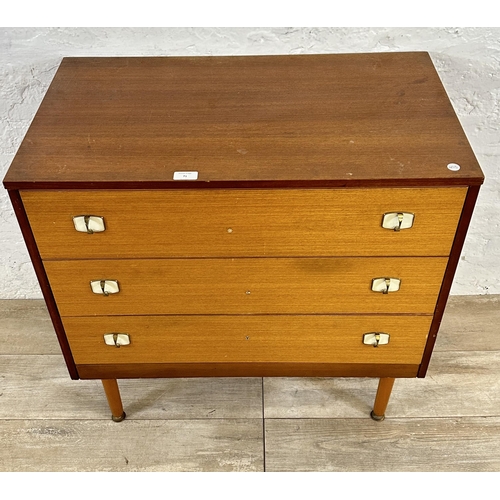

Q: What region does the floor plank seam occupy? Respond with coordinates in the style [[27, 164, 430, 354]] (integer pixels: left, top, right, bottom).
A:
[[0, 354, 64, 356], [0, 418, 267, 424], [2, 416, 498, 421], [262, 415, 500, 421], [432, 349, 500, 353], [261, 377, 266, 472]]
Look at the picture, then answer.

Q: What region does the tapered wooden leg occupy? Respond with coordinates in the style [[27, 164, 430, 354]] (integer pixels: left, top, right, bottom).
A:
[[371, 377, 395, 421], [101, 379, 126, 422]]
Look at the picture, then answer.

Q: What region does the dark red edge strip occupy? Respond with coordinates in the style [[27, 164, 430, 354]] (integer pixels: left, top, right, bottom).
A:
[[418, 184, 481, 377], [3, 177, 485, 191], [7, 190, 79, 380], [76, 362, 420, 380]]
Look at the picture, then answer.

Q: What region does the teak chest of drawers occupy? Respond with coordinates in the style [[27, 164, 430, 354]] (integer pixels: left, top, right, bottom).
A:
[[3, 53, 484, 421]]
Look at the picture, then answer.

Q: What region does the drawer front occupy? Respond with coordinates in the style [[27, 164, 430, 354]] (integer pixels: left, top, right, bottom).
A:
[[46, 257, 447, 316], [22, 188, 467, 259], [63, 315, 432, 365]]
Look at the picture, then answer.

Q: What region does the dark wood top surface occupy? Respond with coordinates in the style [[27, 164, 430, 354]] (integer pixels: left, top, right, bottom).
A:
[[3, 52, 484, 189]]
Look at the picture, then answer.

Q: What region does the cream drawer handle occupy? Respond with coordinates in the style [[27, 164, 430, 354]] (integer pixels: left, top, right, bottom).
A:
[[381, 212, 414, 231], [90, 280, 120, 296], [103, 333, 130, 347], [371, 277, 401, 294], [363, 332, 390, 347], [73, 215, 106, 233]]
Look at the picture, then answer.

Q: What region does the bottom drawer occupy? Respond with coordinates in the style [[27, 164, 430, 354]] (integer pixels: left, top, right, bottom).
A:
[[63, 315, 432, 365]]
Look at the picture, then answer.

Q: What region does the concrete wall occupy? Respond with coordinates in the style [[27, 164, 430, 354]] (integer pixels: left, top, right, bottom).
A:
[[1, 27, 498, 298]]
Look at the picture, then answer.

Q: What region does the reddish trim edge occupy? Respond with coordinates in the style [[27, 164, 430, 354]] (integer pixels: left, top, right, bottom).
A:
[[418, 184, 481, 377], [8, 190, 79, 380], [3, 177, 484, 191], [77, 362, 419, 380]]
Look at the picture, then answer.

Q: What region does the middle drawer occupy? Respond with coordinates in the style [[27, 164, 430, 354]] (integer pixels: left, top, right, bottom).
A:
[[45, 257, 447, 316]]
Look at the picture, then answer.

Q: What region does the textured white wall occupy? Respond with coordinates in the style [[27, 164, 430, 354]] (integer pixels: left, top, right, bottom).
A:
[[1, 27, 498, 298]]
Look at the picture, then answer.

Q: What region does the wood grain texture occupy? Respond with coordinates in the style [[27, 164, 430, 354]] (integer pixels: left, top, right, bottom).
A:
[[22, 187, 467, 259], [0, 419, 263, 471], [45, 257, 447, 316], [61, 314, 432, 365], [264, 417, 500, 472], [3, 53, 483, 188]]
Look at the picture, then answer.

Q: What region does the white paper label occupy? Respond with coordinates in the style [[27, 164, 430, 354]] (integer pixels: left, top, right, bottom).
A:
[[173, 171, 198, 180], [447, 163, 461, 171]]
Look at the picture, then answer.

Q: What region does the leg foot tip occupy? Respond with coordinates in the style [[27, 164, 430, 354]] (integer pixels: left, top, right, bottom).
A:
[[112, 411, 126, 422], [370, 410, 385, 421]]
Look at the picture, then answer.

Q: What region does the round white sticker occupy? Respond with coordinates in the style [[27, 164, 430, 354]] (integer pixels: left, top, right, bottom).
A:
[[447, 163, 461, 171]]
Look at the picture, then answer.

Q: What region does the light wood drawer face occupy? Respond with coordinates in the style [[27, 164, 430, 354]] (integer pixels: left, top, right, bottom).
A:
[[63, 315, 432, 365], [45, 257, 447, 316], [22, 188, 467, 259]]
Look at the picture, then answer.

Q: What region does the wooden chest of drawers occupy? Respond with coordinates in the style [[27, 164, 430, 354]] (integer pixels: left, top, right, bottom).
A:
[[3, 53, 484, 421]]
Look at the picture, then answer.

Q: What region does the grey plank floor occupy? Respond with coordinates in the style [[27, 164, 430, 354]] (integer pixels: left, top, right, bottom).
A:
[[1, 296, 499, 471]]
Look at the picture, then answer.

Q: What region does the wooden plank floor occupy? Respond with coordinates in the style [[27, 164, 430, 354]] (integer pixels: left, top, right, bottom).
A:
[[1, 296, 499, 471]]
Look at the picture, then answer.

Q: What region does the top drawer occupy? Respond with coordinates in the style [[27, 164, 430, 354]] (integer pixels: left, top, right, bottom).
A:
[[21, 188, 467, 259]]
